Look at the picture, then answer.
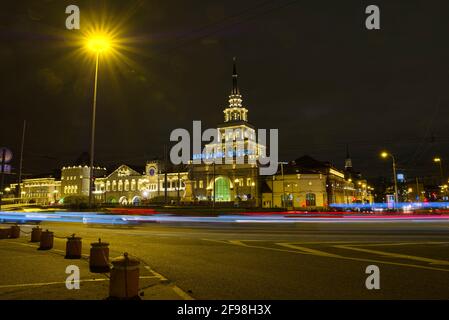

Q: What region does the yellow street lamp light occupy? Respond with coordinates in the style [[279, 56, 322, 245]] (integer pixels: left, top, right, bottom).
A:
[[86, 35, 112, 54], [380, 150, 399, 205], [434, 157, 441, 163]]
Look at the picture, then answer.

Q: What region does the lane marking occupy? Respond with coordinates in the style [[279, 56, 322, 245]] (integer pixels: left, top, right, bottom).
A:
[[171, 285, 194, 300], [202, 239, 449, 273], [276, 243, 342, 258], [0, 275, 159, 290], [335, 245, 449, 266], [144, 266, 194, 300], [347, 241, 449, 247]]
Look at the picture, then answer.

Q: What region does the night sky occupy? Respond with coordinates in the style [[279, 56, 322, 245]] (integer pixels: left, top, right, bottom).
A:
[[1, 0, 449, 182]]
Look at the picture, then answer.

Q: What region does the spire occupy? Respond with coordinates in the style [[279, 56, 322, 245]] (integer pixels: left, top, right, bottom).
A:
[[232, 57, 239, 95], [345, 145, 353, 171]]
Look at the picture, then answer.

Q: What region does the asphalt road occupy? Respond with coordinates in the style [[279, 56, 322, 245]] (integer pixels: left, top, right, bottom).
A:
[[3, 219, 449, 299]]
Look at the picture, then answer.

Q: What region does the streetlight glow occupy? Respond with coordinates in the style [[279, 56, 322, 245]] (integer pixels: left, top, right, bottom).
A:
[[434, 157, 441, 163], [86, 35, 112, 54], [380, 151, 388, 158]]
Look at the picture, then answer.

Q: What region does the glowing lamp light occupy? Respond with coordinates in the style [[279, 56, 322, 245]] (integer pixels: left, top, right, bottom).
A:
[[434, 157, 441, 163], [86, 35, 112, 54], [380, 152, 388, 158]]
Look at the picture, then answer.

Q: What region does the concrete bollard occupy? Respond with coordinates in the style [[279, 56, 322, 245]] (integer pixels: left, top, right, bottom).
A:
[[89, 238, 110, 273], [0, 228, 10, 239], [39, 230, 54, 250], [9, 225, 20, 239], [65, 234, 82, 259], [30, 226, 42, 242], [109, 252, 140, 300]]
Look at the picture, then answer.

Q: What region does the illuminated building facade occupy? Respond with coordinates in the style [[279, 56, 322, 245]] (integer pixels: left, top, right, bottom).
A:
[[261, 156, 372, 209], [11, 177, 61, 205], [61, 165, 107, 199], [94, 162, 189, 204]]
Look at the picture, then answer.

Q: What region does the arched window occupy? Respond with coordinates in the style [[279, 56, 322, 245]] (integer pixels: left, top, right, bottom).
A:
[[112, 181, 117, 191], [118, 180, 123, 191], [106, 181, 110, 192], [306, 193, 316, 206], [131, 179, 136, 191], [124, 180, 129, 191]]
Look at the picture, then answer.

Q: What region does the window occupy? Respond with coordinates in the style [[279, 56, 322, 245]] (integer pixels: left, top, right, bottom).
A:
[[124, 180, 129, 191], [131, 180, 136, 191], [306, 193, 316, 206], [199, 180, 203, 189], [106, 181, 110, 192], [118, 180, 123, 191], [247, 178, 251, 186], [112, 181, 117, 191]]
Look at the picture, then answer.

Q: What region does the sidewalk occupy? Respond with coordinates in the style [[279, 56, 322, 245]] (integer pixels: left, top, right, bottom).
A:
[[0, 226, 191, 300]]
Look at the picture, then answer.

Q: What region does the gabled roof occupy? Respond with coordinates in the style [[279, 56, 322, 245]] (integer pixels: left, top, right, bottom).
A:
[[105, 164, 143, 179]]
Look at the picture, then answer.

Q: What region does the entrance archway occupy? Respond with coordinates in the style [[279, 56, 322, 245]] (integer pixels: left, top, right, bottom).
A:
[[213, 176, 231, 202], [132, 196, 141, 206], [119, 196, 128, 205]]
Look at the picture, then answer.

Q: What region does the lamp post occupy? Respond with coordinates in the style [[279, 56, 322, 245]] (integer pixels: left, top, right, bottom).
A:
[[381, 151, 399, 206], [280, 162, 288, 209], [434, 157, 447, 200], [85, 35, 112, 207]]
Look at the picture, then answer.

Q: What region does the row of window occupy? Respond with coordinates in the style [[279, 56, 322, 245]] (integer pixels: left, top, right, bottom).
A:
[[64, 185, 79, 194]]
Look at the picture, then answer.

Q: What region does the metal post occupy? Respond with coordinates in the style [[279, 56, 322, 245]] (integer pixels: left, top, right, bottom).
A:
[[164, 145, 168, 205], [212, 162, 216, 209], [17, 120, 26, 203], [89, 53, 100, 207], [415, 177, 420, 202], [0, 149, 6, 211], [391, 155, 399, 206], [281, 163, 285, 209]]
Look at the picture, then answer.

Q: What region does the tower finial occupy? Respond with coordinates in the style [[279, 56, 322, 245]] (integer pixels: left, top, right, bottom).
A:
[[232, 57, 239, 95]]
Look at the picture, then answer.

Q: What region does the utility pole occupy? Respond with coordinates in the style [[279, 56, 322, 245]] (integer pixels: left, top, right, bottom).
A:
[[415, 177, 420, 202], [212, 162, 216, 209], [18, 120, 26, 203], [177, 168, 180, 205], [164, 145, 168, 205], [0, 149, 6, 211]]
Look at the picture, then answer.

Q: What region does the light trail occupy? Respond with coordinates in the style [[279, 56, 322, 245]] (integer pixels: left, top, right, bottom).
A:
[[1, 211, 449, 225]]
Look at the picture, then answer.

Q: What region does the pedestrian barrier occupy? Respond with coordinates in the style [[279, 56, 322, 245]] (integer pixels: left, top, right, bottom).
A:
[[39, 230, 54, 250], [65, 234, 82, 259], [9, 225, 20, 239], [30, 226, 42, 242], [90, 238, 110, 273], [0, 228, 9, 239], [109, 252, 141, 300]]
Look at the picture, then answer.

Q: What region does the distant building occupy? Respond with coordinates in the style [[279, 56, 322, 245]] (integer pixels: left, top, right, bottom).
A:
[[94, 162, 189, 205], [261, 156, 360, 209], [11, 177, 61, 205], [61, 165, 107, 199]]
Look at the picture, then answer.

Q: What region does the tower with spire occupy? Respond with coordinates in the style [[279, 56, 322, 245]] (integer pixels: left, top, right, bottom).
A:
[[344, 145, 353, 171], [203, 57, 265, 164], [223, 57, 249, 123]]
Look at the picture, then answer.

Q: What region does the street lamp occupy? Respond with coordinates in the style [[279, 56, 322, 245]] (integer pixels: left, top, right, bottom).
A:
[[433, 157, 447, 200], [85, 33, 113, 207], [381, 151, 399, 205]]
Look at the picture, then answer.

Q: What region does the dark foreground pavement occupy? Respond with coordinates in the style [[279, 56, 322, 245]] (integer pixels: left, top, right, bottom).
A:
[[1, 220, 449, 299]]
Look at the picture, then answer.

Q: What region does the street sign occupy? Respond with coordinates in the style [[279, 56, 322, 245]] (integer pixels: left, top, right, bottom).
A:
[[0, 148, 13, 163]]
